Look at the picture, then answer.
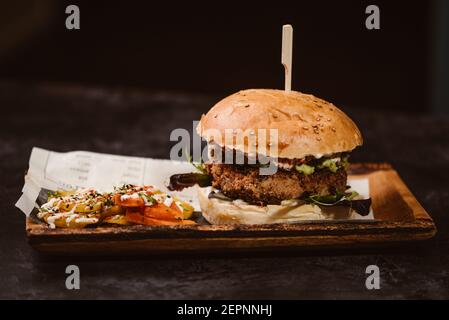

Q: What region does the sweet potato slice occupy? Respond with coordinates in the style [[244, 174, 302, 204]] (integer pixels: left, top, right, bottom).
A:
[[125, 208, 144, 224], [143, 203, 183, 221], [143, 217, 196, 226]]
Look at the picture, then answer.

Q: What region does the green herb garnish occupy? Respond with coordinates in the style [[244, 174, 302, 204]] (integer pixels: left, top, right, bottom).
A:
[[141, 193, 157, 205], [184, 148, 207, 174]]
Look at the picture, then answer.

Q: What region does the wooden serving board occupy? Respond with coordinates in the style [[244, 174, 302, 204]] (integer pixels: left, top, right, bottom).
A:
[[26, 163, 436, 255]]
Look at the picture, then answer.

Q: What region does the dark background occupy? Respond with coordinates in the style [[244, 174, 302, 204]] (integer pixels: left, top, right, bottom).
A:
[[0, 0, 448, 113], [1, 1, 449, 300]]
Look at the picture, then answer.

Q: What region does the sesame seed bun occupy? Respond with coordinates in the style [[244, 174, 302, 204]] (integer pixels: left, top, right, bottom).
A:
[[197, 187, 326, 225], [197, 89, 363, 159]]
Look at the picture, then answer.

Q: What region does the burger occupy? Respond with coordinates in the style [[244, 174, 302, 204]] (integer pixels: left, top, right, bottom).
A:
[[169, 89, 371, 225]]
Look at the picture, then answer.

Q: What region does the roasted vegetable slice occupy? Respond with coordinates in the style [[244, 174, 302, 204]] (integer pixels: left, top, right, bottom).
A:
[[143, 203, 183, 221], [143, 217, 196, 226], [42, 212, 100, 229], [38, 185, 196, 228], [102, 214, 130, 225]]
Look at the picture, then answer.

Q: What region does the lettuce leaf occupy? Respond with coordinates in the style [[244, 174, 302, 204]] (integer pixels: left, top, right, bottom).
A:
[[306, 191, 371, 216]]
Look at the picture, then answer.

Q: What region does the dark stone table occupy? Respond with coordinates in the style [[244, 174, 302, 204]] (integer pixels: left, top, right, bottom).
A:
[[0, 82, 448, 299]]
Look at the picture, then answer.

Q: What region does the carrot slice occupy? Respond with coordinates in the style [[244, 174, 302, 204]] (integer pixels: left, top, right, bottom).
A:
[[114, 194, 145, 207], [125, 208, 144, 224], [143, 217, 196, 226], [112, 193, 121, 205], [143, 203, 183, 221]]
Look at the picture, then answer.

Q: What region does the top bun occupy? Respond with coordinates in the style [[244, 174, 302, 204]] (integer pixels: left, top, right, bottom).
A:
[[197, 89, 363, 159]]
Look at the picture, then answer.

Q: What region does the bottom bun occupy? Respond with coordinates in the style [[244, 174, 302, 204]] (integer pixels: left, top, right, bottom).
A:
[[197, 187, 328, 225]]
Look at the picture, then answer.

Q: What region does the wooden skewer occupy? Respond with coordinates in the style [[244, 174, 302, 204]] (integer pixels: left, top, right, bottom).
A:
[[281, 24, 293, 92]]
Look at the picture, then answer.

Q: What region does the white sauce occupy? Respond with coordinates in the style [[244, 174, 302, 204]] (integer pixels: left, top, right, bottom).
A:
[[66, 214, 79, 224], [174, 201, 184, 213], [121, 193, 140, 201], [163, 196, 173, 207], [41, 197, 59, 209], [47, 213, 72, 229], [74, 217, 98, 224], [152, 194, 165, 204], [273, 160, 294, 170]]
